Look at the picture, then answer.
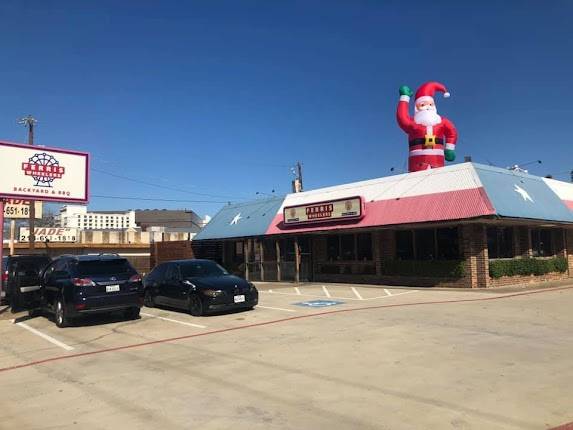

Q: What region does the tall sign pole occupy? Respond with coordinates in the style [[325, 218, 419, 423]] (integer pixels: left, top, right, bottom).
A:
[[19, 115, 37, 250], [0, 200, 4, 279]]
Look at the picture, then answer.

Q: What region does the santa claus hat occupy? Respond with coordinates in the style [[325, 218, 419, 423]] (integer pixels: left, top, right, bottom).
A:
[[415, 81, 450, 104]]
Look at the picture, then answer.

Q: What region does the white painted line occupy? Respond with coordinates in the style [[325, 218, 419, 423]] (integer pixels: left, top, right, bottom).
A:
[[141, 312, 206, 329], [268, 289, 274, 293], [16, 322, 74, 351], [322, 286, 331, 298], [372, 290, 418, 299], [257, 305, 297, 313], [294, 287, 301, 295], [351, 287, 364, 300], [384, 289, 392, 296]]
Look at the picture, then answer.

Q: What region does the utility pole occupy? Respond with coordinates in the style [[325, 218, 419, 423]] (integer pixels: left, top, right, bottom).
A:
[[19, 115, 37, 250], [291, 161, 303, 193]]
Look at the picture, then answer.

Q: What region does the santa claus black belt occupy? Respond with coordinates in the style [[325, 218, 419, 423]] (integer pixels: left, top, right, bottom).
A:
[[409, 137, 444, 147]]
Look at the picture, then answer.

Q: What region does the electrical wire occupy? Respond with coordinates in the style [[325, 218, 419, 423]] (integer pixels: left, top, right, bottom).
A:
[[90, 194, 229, 204], [91, 168, 248, 200]]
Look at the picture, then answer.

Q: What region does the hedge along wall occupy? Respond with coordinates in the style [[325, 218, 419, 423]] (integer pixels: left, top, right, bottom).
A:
[[489, 257, 568, 279]]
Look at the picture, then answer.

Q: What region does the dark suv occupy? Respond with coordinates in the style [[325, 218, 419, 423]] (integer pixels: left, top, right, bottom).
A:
[[1, 255, 52, 305], [12, 254, 144, 327]]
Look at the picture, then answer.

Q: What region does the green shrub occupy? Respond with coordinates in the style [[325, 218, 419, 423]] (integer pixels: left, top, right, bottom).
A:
[[489, 257, 568, 279], [380, 259, 465, 278]]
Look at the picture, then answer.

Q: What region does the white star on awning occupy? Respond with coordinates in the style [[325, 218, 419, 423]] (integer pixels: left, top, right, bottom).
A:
[[514, 184, 534, 202], [230, 213, 242, 225]]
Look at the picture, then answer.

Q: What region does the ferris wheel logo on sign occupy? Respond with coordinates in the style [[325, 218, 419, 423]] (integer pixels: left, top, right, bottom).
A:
[[21, 152, 66, 188]]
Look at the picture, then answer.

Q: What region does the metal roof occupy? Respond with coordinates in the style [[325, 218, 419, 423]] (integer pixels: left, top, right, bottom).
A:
[[194, 163, 573, 241], [194, 197, 285, 240]]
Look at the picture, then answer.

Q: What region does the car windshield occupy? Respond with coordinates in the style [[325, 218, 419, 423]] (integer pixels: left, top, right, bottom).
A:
[[180, 261, 229, 278], [77, 259, 133, 277]]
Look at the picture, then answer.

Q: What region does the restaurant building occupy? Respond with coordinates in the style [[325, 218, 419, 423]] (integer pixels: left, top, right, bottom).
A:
[[193, 163, 573, 288]]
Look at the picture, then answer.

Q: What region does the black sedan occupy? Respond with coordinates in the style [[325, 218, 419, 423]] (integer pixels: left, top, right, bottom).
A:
[[143, 259, 258, 316]]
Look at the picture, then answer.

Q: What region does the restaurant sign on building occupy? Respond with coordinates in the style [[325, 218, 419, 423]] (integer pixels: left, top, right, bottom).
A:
[[284, 196, 363, 225]]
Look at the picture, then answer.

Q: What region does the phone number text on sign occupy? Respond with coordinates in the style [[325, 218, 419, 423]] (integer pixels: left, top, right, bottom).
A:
[[3, 200, 43, 219]]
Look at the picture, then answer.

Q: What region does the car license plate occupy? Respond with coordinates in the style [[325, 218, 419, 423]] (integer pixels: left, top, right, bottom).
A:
[[234, 295, 245, 303], [106, 285, 120, 293]]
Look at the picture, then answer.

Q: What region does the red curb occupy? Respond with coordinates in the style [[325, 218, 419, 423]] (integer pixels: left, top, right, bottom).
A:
[[1, 284, 572, 374]]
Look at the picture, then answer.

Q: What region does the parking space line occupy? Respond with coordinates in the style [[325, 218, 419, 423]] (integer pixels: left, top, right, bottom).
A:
[[15, 321, 75, 351], [322, 286, 331, 298], [351, 287, 364, 300], [261, 288, 418, 301], [294, 287, 301, 295], [384, 289, 392, 296], [2, 285, 572, 375], [257, 305, 297, 313], [140, 312, 206, 329]]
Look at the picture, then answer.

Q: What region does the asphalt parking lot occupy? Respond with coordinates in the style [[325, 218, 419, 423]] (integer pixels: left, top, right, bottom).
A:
[[1, 283, 572, 430]]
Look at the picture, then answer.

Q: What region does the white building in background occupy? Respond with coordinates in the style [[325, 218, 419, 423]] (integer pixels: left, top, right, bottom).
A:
[[57, 205, 136, 230]]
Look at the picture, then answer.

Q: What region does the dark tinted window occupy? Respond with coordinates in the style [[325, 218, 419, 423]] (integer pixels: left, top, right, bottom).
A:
[[327, 236, 339, 261], [531, 229, 553, 257], [357, 233, 373, 261], [437, 228, 460, 259], [340, 234, 355, 260], [487, 227, 514, 259], [2, 257, 7, 272], [77, 259, 134, 276], [396, 230, 414, 260], [416, 229, 435, 260], [180, 261, 229, 278], [14, 258, 51, 276]]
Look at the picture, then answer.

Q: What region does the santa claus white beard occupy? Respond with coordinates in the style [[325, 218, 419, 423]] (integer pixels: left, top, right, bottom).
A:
[[414, 109, 442, 126]]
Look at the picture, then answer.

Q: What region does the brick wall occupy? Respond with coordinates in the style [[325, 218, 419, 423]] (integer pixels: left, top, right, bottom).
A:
[[489, 272, 569, 287], [150, 240, 195, 268], [567, 229, 573, 274]]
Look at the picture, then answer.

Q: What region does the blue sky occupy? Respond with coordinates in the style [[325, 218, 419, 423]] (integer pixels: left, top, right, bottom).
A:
[[0, 1, 572, 218]]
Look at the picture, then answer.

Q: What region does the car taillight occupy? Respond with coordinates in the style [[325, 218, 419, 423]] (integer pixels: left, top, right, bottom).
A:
[[2, 271, 8, 283], [72, 278, 95, 287], [129, 274, 142, 283]]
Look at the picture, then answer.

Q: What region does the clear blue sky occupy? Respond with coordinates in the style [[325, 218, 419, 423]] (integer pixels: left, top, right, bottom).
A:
[[1, 0, 572, 218]]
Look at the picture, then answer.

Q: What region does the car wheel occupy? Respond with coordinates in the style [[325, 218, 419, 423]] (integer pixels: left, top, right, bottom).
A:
[[143, 289, 155, 308], [55, 298, 69, 328], [188, 294, 203, 317], [125, 307, 140, 320]]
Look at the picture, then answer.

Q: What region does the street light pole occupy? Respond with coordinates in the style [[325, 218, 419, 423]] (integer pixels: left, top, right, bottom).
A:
[[19, 115, 37, 250]]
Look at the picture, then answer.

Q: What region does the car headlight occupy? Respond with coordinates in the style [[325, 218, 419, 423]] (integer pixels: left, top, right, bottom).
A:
[[201, 289, 224, 298]]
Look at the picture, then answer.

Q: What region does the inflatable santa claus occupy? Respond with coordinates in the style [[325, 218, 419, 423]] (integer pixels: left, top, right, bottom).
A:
[[396, 81, 458, 172]]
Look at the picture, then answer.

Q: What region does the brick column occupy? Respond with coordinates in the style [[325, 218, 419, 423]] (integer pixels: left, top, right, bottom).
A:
[[566, 229, 573, 275], [462, 224, 489, 288], [379, 229, 395, 276], [372, 231, 382, 276]]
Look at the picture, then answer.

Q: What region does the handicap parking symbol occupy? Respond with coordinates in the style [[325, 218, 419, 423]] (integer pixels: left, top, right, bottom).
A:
[[294, 299, 345, 308]]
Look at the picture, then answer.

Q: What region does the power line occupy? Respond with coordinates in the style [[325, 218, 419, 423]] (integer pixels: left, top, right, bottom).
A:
[[91, 194, 230, 204], [91, 168, 247, 200]]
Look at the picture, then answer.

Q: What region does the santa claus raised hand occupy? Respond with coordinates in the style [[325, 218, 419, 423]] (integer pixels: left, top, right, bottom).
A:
[[396, 81, 458, 173]]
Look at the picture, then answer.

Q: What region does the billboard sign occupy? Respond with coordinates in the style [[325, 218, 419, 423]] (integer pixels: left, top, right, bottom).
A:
[[283, 196, 364, 225], [3, 199, 43, 219], [0, 141, 89, 203], [19, 227, 79, 243]]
